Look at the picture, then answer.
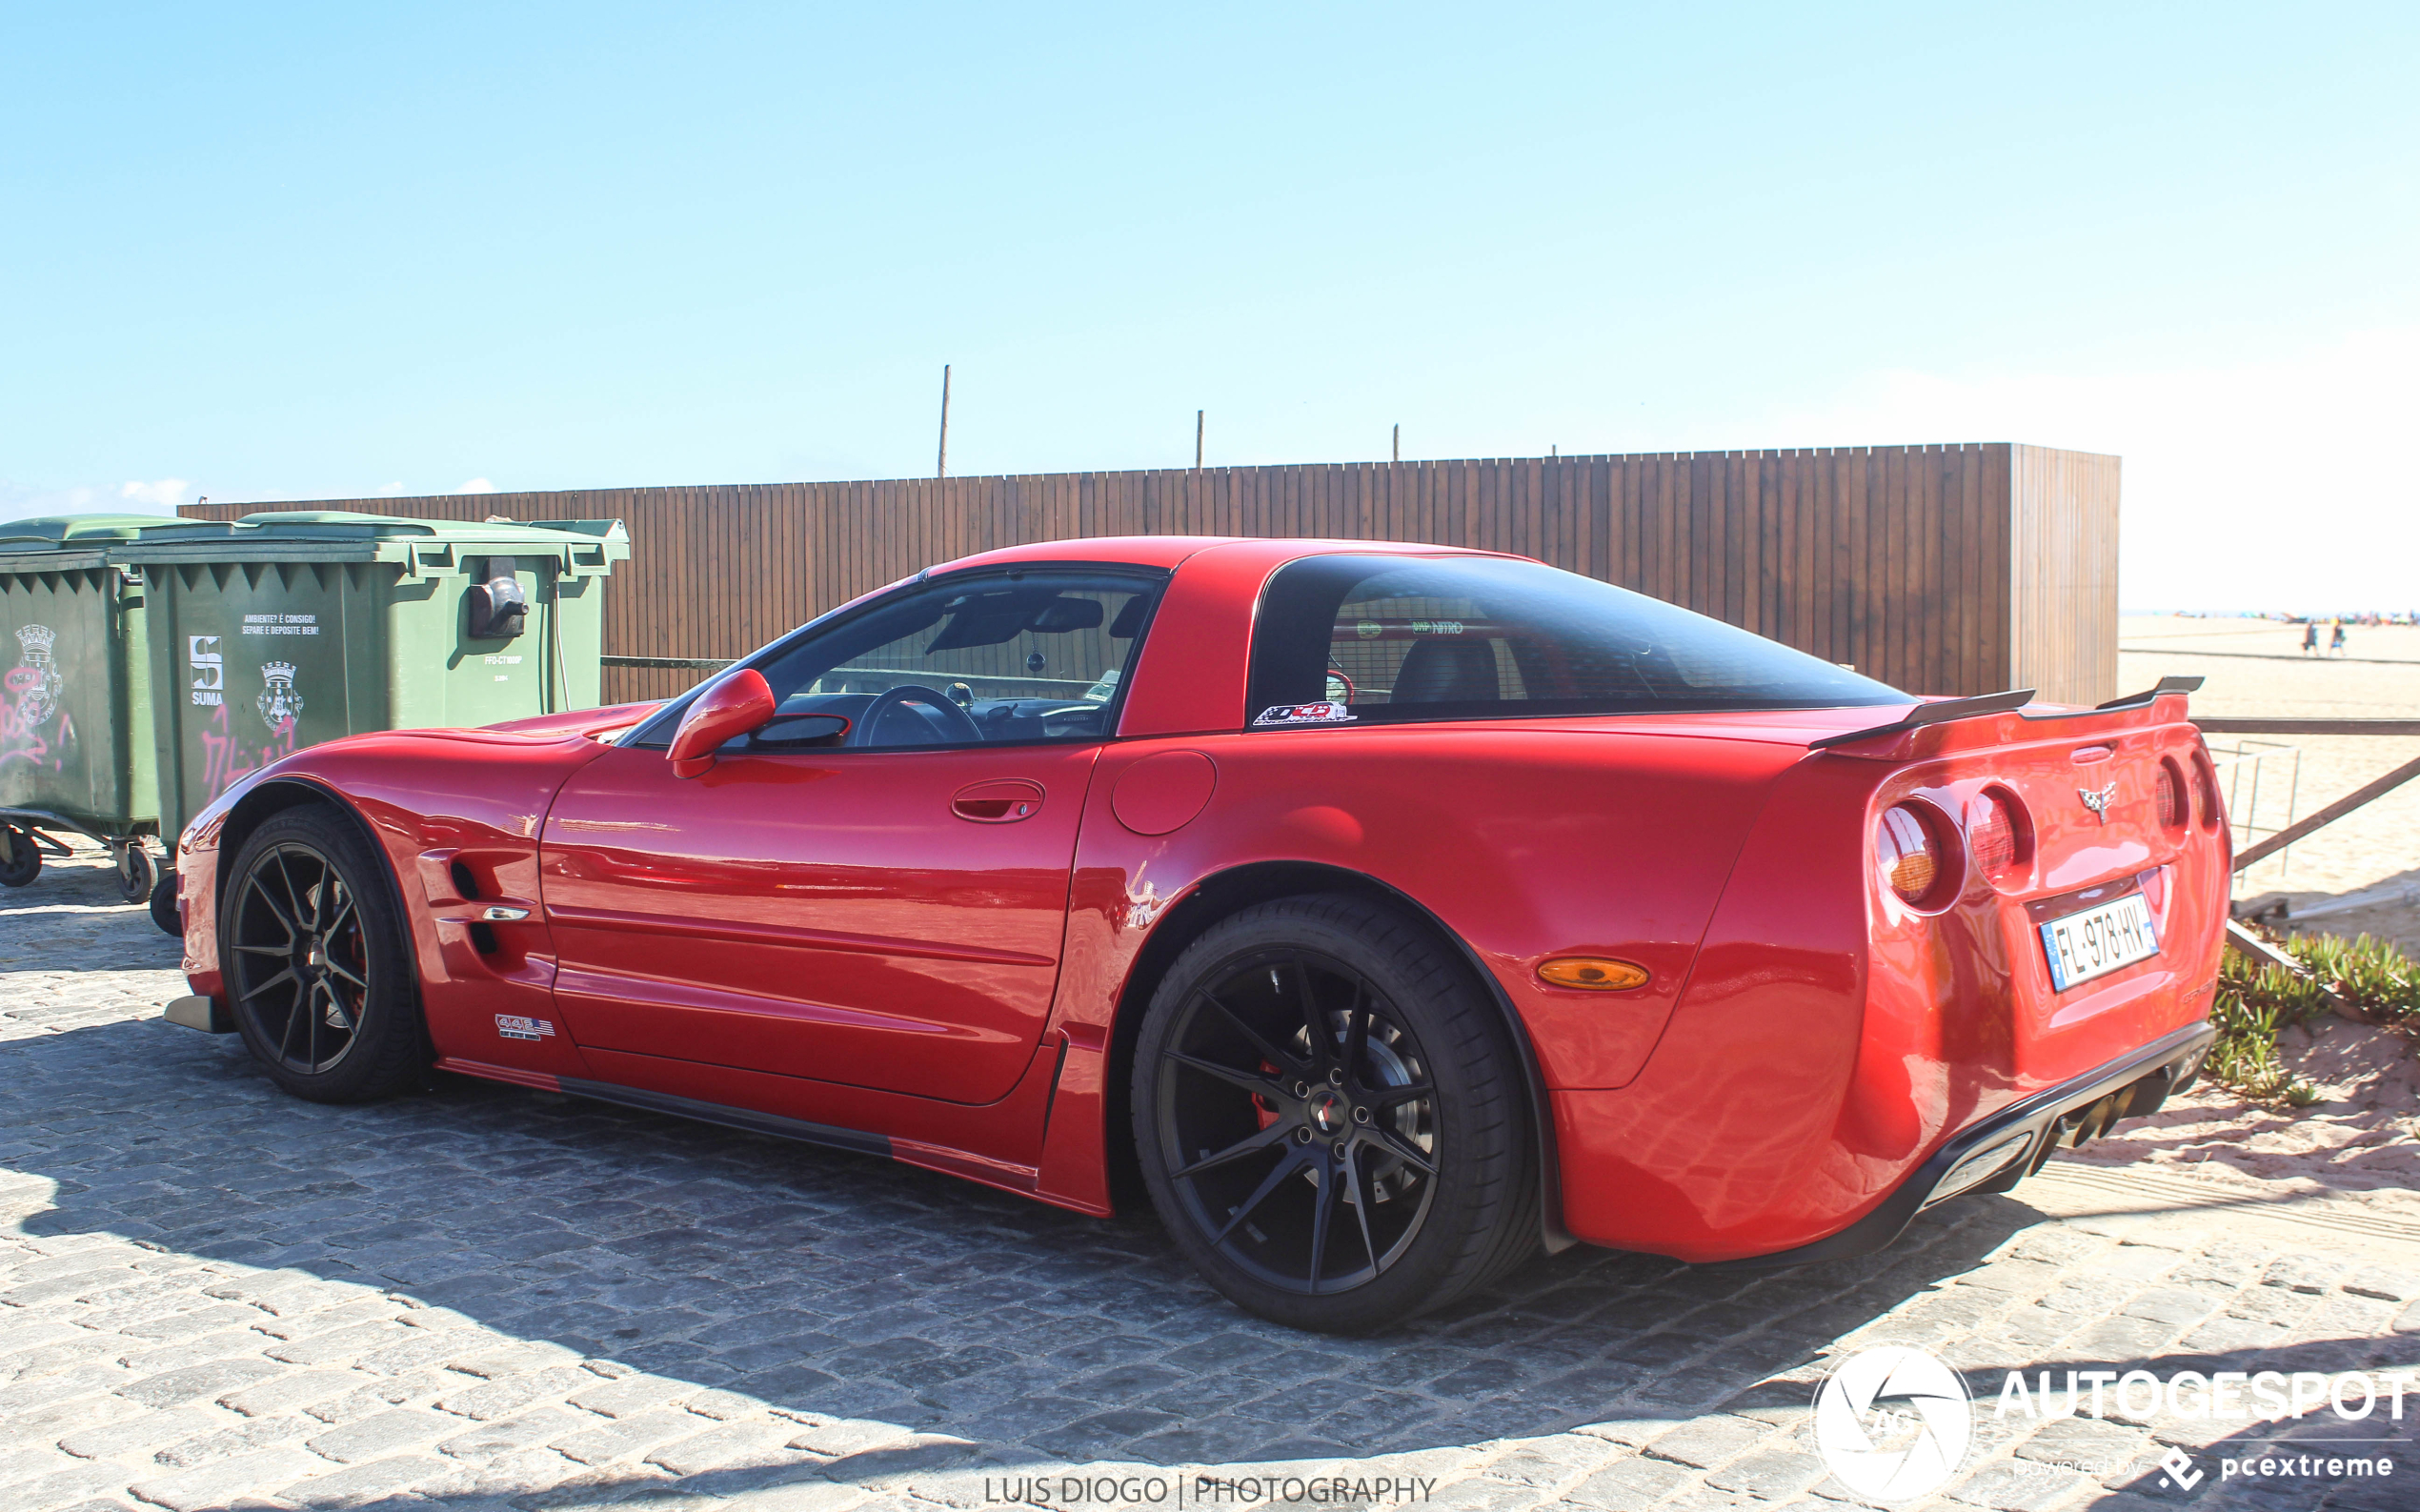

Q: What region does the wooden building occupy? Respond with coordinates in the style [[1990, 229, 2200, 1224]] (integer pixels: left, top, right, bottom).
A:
[[182, 442, 2120, 708]]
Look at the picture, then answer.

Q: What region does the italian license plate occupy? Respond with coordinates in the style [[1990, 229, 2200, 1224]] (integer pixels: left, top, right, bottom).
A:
[[2039, 894, 2161, 991]]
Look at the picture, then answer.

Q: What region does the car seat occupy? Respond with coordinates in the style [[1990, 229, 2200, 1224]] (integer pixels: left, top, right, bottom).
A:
[[1391, 638, 1499, 702]]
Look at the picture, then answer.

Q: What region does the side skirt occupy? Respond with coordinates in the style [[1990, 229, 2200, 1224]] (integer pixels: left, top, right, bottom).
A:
[[560, 1076, 893, 1158], [433, 1055, 1109, 1216], [435, 1055, 890, 1158]]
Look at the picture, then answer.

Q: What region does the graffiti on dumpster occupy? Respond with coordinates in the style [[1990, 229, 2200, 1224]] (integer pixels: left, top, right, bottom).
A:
[[186, 638, 308, 807], [196, 697, 296, 806], [2, 624, 73, 772], [257, 662, 305, 734]]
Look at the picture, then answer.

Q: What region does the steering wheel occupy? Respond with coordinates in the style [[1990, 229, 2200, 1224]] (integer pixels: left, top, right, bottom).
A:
[[848, 683, 986, 748]]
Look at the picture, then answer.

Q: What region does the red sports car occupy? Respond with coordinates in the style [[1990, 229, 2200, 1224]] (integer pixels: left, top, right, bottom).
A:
[[166, 535, 2224, 1333]]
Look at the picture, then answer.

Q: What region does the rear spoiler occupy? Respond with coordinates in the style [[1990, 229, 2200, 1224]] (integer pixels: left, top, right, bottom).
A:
[[2094, 675, 2204, 711], [1808, 689, 2034, 751], [1810, 675, 2206, 756]]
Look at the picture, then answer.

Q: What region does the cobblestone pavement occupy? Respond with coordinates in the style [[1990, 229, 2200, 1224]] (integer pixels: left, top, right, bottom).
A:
[[6, 851, 2420, 1511]]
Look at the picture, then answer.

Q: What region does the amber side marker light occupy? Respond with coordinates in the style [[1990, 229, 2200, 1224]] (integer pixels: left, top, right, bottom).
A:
[[1538, 957, 1652, 991]]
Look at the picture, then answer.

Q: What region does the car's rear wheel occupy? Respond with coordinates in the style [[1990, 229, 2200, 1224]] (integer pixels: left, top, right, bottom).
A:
[[221, 807, 425, 1103], [1133, 894, 1539, 1333]]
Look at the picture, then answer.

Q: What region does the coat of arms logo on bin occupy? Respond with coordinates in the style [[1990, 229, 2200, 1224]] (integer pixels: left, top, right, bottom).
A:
[[257, 662, 305, 733], [11, 624, 65, 729]]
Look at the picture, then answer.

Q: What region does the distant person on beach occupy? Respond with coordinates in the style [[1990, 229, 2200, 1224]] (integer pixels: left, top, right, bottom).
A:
[[2303, 621, 2320, 655], [2331, 619, 2348, 655]]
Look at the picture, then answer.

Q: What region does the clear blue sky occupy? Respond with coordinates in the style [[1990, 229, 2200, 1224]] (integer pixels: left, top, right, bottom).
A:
[[5, 4, 2414, 610]]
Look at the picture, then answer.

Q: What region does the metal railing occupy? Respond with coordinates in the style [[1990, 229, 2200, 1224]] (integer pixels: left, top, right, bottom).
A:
[[2205, 739, 2302, 885]]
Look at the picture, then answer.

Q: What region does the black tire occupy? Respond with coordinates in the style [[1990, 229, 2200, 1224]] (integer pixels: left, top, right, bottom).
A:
[[150, 867, 183, 937], [1132, 894, 1540, 1334], [115, 842, 157, 904], [219, 806, 426, 1103], [0, 827, 40, 887]]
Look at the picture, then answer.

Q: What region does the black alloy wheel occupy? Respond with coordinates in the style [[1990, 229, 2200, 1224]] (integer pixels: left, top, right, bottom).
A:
[[229, 839, 369, 1075], [1156, 953, 1441, 1297], [221, 807, 425, 1102], [1135, 895, 1539, 1333]]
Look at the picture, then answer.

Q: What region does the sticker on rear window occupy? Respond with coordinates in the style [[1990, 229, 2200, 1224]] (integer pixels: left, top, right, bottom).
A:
[[1254, 701, 1357, 727]]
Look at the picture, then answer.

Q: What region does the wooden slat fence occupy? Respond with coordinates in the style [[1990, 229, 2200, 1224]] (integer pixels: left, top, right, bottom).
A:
[[181, 442, 2119, 707]]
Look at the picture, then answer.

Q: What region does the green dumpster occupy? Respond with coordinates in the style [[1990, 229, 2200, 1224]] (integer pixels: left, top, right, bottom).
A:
[[120, 512, 630, 844], [0, 514, 177, 898]]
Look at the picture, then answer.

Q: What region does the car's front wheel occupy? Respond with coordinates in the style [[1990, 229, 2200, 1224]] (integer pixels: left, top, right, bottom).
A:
[[220, 806, 425, 1103], [1133, 894, 1540, 1333]]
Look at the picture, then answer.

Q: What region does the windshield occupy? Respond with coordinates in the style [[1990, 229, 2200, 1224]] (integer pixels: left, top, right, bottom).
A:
[[1245, 554, 1903, 728], [625, 567, 1163, 750]]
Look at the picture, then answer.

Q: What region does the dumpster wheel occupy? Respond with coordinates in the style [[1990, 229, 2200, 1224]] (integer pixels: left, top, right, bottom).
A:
[[0, 827, 38, 888], [113, 841, 157, 904]]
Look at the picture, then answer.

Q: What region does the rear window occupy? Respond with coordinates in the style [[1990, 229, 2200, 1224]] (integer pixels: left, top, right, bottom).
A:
[[1244, 554, 1902, 729]]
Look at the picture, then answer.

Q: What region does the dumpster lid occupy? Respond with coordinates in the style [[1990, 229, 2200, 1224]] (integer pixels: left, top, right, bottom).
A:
[[0, 513, 187, 548], [224, 511, 629, 545], [117, 511, 630, 570]]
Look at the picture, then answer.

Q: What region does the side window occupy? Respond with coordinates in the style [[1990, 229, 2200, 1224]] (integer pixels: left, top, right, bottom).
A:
[[633, 570, 1162, 752], [1246, 554, 1899, 727]]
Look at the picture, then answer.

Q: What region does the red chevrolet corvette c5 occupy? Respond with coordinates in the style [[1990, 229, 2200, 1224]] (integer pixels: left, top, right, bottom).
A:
[[166, 534, 2224, 1332]]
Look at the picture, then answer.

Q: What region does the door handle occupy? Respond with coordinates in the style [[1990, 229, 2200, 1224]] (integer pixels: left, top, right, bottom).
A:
[[952, 779, 1045, 823]]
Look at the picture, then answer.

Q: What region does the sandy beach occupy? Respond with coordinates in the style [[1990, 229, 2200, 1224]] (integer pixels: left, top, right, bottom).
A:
[[2060, 616, 2420, 1209], [2121, 615, 2420, 950]]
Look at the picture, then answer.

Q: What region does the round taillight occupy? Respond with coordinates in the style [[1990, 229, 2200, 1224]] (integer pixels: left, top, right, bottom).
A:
[[2192, 749, 2224, 832], [1965, 788, 2028, 885], [1876, 802, 1958, 907], [2156, 759, 2188, 831]]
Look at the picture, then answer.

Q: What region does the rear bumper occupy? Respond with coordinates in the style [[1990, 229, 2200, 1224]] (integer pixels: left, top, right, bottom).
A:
[[1712, 1018, 2217, 1269]]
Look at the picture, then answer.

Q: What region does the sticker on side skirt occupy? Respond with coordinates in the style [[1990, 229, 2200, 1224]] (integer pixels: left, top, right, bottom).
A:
[[495, 1015, 555, 1041], [1253, 701, 1357, 727]]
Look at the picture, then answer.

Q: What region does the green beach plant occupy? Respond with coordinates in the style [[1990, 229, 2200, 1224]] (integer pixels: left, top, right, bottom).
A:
[[2208, 929, 2420, 1104]]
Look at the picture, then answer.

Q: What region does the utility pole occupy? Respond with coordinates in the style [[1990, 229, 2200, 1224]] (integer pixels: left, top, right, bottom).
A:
[[1195, 410, 1204, 471], [1392, 424, 1400, 463], [936, 364, 952, 478]]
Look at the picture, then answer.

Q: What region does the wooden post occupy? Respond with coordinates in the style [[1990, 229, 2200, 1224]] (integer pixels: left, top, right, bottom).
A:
[[1195, 410, 1203, 471], [2223, 920, 2367, 1022], [937, 364, 951, 479], [2199, 718, 2420, 736]]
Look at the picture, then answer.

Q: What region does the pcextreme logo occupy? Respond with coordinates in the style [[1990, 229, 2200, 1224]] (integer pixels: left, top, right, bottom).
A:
[[1813, 1346, 1973, 1502]]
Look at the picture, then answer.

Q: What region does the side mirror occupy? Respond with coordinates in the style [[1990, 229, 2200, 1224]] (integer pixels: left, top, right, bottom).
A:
[[668, 669, 776, 777]]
